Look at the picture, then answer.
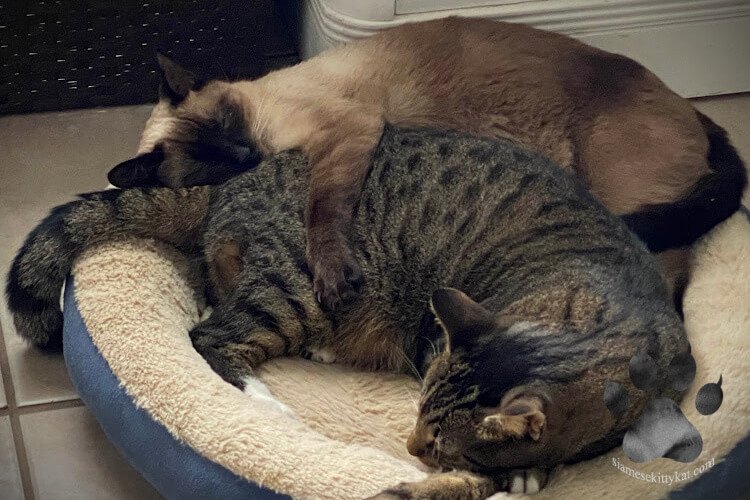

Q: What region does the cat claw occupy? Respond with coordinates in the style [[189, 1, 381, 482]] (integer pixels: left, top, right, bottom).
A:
[[310, 252, 363, 311], [302, 347, 337, 364]]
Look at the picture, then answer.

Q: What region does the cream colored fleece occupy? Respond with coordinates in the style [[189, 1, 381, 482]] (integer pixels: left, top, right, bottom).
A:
[[70, 209, 750, 499]]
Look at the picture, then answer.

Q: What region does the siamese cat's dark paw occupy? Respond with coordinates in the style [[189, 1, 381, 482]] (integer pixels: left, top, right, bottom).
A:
[[310, 245, 363, 310]]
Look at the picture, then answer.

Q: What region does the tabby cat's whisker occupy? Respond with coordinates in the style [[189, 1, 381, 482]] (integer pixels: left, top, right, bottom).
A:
[[397, 345, 423, 382], [409, 395, 419, 413], [424, 336, 438, 358]]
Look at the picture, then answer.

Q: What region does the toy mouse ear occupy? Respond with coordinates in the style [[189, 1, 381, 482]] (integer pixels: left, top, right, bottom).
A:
[[156, 53, 197, 103], [107, 149, 164, 188], [430, 288, 494, 349]]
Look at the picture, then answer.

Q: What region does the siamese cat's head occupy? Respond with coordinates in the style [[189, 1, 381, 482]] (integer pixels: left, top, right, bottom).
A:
[[410, 288, 558, 472], [108, 55, 263, 188]]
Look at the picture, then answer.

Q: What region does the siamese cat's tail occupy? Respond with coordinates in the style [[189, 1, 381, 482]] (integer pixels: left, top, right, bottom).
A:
[[622, 111, 747, 252], [5, 186, 212, 350]]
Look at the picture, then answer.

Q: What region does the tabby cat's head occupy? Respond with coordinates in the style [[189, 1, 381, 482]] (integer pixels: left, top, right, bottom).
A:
[[108, 55, 262, 188], [411, 288, 552, 472]]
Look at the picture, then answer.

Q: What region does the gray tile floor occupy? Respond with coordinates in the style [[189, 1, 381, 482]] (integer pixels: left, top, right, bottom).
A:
[[0, 105, 161, 500], [0, 95, 749, 499]]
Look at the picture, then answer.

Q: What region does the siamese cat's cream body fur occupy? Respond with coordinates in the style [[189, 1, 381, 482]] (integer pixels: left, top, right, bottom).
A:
[[125, 17, 745, 308]]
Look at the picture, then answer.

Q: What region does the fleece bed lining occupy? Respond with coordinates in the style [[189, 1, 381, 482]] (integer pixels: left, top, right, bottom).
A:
[[64, 210, 750, 499]]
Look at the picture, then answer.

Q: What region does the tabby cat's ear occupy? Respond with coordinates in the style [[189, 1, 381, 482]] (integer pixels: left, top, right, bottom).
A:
[[156, 53, 198, 103], [430, 288, 494, 349], [107, 148, 164, 188], [477, 394, 547, 442]]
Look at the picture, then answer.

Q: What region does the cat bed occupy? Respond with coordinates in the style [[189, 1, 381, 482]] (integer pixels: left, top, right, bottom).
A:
[[61, 208, 750, 499]]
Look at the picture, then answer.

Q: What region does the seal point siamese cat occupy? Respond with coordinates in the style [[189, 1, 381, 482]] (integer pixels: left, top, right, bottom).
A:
[[108, 17, 746, 310]]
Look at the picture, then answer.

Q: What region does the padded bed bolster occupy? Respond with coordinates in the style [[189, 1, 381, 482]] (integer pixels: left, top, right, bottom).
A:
[[59, 206, 750, 499], [63, 278, 288, 500]]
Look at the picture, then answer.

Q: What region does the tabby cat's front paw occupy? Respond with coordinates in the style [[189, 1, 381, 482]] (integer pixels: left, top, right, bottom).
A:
[[309, 243, 363, 310], [369, 469, 550, 500], [366, 487, 410, 500], [368, 471, 497, 500], [501, 468, 551, 495], [365, 483, 424, 500]]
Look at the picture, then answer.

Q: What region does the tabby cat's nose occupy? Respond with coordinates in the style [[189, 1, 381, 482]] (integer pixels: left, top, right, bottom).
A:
[[406, 430, 425, 456], [407, 426, 438, 466]]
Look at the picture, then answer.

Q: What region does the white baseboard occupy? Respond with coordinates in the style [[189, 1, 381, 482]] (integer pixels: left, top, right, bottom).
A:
[[301, 0, 750, 98]]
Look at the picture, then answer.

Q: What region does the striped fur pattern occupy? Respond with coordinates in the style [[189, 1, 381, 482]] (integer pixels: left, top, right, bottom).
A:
[[6, 127, 688, 497]]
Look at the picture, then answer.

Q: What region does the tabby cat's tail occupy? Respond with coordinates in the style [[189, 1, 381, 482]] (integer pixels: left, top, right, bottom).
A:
[[5, 186, 212, 350], [622, 111, 747, 252]]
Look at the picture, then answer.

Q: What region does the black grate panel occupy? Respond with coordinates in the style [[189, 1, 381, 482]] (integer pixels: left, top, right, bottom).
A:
[[0, 0, 298, 115]]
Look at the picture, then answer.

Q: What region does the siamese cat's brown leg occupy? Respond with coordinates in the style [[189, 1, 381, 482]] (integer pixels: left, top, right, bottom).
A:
[[303, 109, 384, 309]]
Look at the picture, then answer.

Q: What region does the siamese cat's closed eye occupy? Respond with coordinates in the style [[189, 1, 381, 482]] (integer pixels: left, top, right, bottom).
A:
[[109, 88, 262, 188]]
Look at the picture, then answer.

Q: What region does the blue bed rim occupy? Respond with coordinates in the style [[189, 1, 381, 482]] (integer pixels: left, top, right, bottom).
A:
[[62, 277, 290, 500]]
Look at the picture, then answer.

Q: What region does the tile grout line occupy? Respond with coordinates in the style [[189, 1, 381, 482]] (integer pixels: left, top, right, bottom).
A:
[[0, 324, 36, 500], [16, 398, 84, 415]]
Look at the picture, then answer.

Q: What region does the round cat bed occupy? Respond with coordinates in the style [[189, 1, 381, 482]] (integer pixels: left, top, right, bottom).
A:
[[61, 210, 750, 499]]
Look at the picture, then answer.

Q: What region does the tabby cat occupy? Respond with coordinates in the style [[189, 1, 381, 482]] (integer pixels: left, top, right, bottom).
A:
[[110, 17, 746, 309], [7, 127, 688, 498]]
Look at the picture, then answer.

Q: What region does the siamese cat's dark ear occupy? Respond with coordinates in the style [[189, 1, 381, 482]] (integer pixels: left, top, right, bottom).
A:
[[156, 53, 197, 103], [107, 148, 164, 188], [430, 288, 494, 349]]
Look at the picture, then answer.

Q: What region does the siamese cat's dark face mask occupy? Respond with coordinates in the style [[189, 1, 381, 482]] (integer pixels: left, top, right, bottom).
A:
[[108, 54, 263, 188]]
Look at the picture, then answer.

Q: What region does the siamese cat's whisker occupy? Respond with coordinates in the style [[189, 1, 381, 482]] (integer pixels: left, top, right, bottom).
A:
[[214, 58, 229, 81], [252, 94, 273, 149]]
